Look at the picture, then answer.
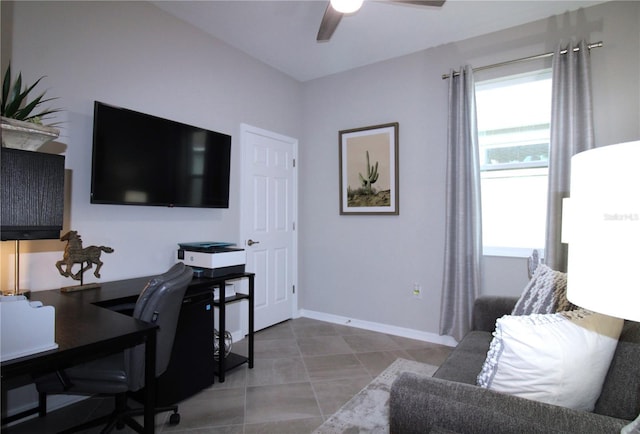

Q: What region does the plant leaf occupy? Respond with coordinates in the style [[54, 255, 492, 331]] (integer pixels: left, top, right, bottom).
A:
[[6, 77, 46, 119], [23, 109, 63, 123], [15, 93, 45, 119], [1, 64, 11, 114], [17, 96, 59, 120], [4, 73, 24, 117], [1, 65, 61, 125]]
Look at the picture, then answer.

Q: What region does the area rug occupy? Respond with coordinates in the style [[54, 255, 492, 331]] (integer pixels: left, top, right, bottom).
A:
[[313, 358, 438, 434]]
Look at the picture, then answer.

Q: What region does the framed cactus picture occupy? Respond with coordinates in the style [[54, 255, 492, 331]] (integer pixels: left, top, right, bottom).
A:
[[339, 122, 399, 215]]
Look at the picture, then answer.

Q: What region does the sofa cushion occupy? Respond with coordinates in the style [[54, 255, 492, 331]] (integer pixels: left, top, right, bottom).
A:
[[390, 373, 629, 434], [477, 309, 623, 411], [433, 331, 492, 385], [471, 296, 518, 332], [594, 320, 640, 420], [511, 263, 575, 315]]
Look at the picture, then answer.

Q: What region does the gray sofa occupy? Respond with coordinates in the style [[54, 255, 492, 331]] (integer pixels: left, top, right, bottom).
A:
[[390, 296, 640, 434]]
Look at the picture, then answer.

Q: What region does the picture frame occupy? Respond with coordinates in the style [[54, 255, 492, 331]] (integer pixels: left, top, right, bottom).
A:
[[339, 122, 399, 215]]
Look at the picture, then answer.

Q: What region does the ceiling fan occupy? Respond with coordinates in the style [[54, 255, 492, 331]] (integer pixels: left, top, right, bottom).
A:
[[317, 0, 446, 42]]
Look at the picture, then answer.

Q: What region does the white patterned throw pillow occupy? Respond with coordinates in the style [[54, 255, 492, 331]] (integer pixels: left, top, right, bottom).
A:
[[476, 309, 623, 411], [511, 263, 575, 315]]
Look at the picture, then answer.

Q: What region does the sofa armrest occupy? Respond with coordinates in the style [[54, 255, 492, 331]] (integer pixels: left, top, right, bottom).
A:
[[471, 296, 518, 332], [390, 373, 628, 434]]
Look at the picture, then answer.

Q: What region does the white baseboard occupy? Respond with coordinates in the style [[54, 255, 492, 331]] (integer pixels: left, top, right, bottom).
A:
[[298, 309, 458, 347]]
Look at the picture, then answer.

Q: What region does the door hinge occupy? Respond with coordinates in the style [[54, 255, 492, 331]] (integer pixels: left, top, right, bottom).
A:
[[293, 221, 296, 230], [293, 158, 296, 168], [293, 285, 296, 294]]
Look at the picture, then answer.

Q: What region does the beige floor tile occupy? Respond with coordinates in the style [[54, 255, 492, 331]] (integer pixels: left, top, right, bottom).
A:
[[311, 376, 372, 416], [297, 335, 352, 356], [355, 349, 415, 376], [303, 353, 371, 382], [246, 357, 309, 386], [244, 417, 324, 434], [342, 332, 403, 353], [6, 318, 446, 434], [245, 382, 321, 425]]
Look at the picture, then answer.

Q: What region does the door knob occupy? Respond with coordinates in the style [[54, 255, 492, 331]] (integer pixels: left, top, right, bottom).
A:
[[247, 239, 260, 246]]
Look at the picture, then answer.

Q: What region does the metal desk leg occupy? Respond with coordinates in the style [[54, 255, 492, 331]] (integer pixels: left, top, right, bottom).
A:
[[144, 328, 157, 434], [218, 281, 226, 382], [248, 275, 254, 369]]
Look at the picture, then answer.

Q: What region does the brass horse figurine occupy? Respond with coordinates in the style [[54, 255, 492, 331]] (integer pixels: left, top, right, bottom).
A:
[[56, 230, 114, 281]]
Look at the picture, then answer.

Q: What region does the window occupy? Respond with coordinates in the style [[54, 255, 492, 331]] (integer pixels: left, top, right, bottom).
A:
[[475, 70, 552, 256]]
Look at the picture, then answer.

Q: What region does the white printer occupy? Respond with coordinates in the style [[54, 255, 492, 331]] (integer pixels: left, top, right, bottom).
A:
[[0, 295, 58, 361], [177, 242, 246, 278]]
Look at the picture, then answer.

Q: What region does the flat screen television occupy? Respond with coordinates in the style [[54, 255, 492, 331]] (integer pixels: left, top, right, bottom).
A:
[[91, 101, 231, 208]]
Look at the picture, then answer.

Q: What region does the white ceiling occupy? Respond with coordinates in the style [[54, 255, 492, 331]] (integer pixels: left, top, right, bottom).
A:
[[152, 0, 604, 82]]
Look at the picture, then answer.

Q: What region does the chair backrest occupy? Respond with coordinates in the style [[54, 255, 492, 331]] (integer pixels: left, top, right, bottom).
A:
[[132, 262, 186, 319], [125, 262, 193, 391]]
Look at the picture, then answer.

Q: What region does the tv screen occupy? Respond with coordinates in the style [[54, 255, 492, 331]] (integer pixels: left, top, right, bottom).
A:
[[91, 102, 231, 208]]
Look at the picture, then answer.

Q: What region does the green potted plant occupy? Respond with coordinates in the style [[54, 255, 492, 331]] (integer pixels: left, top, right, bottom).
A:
[[1, 64, 61, 151]]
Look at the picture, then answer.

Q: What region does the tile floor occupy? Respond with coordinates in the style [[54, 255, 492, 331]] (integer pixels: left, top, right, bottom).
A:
[[4, 317, 452, 433]]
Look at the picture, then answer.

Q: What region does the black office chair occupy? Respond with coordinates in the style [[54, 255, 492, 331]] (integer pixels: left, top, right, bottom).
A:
[[35, 262, 193, 433]]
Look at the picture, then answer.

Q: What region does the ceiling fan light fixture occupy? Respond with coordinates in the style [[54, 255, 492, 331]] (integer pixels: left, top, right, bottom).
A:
[[330, 0, 364, 14]]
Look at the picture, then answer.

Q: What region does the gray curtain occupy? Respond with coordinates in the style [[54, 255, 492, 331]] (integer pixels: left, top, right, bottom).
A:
[[545, 40, 595, 271], [440, 66, 482, 342]]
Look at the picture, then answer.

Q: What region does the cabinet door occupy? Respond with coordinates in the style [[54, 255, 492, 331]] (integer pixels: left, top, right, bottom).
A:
[[153, 291, 215, 405]]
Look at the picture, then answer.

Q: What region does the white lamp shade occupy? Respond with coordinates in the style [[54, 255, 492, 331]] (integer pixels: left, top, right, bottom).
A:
[[565, 140, 640, 322]]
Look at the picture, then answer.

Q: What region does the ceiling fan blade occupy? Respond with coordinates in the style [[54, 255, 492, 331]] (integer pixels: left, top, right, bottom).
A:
[[317, 3, 343, 42], [391, 0, 446, 6]]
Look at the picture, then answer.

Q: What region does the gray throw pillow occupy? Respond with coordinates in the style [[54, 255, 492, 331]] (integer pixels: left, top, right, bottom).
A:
[[512, 263, 576, 315]]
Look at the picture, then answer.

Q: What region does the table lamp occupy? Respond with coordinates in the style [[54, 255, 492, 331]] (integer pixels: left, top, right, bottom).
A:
[[564, 140, 640, 433], [0, 148, 65, 295]]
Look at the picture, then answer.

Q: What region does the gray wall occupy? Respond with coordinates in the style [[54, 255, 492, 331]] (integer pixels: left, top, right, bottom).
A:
[[299, 0, 640, 334], [0, 1, 302, 290], [2, 1, 639, 336], [0, 0, 304, 415]]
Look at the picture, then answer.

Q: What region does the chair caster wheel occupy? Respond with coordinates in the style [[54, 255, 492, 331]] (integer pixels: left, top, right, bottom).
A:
[[169, 412, 180, 425]]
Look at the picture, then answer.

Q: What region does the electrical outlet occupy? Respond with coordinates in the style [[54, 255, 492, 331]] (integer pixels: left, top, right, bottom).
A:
[[412, 283, 422, 299]]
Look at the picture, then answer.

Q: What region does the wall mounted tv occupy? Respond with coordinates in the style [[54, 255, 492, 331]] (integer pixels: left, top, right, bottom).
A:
[[91, 101, 231, 208]]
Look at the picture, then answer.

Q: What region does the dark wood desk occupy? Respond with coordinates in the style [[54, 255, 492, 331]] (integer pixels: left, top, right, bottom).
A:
[[1, 271, 255, 432], [74, 272, 256, 384], [1, 287, 158, 433]]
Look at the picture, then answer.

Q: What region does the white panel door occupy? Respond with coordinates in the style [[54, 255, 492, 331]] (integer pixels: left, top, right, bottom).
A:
[[240, 124, 297, 332]]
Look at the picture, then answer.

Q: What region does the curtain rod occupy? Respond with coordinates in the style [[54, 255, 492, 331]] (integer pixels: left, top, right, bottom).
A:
[[441, 41, 603, 80]]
